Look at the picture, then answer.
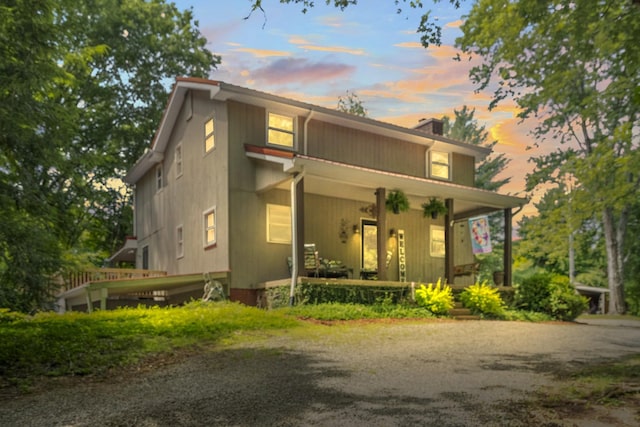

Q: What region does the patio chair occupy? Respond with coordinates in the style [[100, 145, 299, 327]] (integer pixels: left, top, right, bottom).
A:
[[303, 243, 320, 277]]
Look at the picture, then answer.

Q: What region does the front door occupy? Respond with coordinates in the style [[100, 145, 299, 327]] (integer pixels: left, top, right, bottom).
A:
[[361, 220, 377, 276]]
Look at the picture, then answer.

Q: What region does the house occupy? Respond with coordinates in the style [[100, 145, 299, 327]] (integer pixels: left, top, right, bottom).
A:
[[114, 77, 526, 306]]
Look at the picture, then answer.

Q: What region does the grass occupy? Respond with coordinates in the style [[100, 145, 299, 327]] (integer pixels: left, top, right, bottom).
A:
[[1, 301, 638, 402], [0, 301, 299, 384], [278, 302, 435, 321], [530, 354, 640, 422]]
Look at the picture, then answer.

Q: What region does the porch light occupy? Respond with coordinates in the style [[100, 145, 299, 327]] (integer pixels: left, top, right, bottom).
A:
[[353, 225, 360, 234], [389, 228, 397, 238]]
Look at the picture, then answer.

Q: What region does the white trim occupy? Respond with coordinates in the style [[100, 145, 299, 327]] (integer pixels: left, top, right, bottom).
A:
[[203, 206, 216, 248]]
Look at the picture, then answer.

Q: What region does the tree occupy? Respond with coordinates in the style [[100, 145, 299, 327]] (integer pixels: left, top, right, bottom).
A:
[[337, 90, 368, 117], [456, 0, 640, 314], [442, 105, 511, 280], [246, 0, 464, 48], [0, 0, 219, 312], [442, 105, 510, 192]]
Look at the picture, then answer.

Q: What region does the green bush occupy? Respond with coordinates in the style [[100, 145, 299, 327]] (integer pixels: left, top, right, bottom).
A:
[[514, 272, 587, 321], [460, 282, 505, 317], [414, 279, 454, 315], [295, 282, 410, 306]]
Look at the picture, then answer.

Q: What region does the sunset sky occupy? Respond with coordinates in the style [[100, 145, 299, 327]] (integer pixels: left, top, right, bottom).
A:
[[175, 0, 550, 220]]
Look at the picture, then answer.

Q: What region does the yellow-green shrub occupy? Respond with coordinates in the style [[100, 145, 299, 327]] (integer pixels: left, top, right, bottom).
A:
[[414, 279, 454, 315], [460, 282, 505, 317]]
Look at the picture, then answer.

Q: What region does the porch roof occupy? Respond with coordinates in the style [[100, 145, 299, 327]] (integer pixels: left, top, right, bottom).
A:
[[246, 146, 528, 219]]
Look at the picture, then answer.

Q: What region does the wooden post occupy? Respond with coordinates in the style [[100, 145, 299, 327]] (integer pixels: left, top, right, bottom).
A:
[[376, 188, 387, 281], [504, 208, 513, 286], [444, 198, 454, 284]]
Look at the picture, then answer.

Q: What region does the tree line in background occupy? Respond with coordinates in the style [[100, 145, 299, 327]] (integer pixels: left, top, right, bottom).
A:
[[1, 0, 638, 315], [295, 0, 640, 315]]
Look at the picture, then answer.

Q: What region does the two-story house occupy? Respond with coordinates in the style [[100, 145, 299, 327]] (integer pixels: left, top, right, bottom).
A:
[[121, 77, 525, 306]]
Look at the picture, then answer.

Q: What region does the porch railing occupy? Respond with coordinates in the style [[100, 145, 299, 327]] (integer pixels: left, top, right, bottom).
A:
[[61, 268, 167, 292]]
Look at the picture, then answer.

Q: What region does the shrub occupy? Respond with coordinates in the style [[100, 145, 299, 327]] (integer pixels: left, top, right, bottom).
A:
[[514, 272, 587, 321], [414, 279, 454, 315], [460, 282, 505, 317]]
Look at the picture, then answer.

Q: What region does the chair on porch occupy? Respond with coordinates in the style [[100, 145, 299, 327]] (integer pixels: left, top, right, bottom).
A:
[[303, 243, 320, 277]]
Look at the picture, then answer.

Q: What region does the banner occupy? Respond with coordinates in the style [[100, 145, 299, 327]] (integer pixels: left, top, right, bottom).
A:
[[469, 216, 492, 254]]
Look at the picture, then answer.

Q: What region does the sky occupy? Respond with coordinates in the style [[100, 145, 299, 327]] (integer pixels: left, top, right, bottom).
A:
[[174, 0, 548, 220]]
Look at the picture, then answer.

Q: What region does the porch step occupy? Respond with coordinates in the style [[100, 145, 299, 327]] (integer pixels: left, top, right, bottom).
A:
[[450, 302, 480, 320]]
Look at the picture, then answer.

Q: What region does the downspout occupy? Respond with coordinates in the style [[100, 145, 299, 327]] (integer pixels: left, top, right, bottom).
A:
[[289, 170, 305, 306], [303, 110, 314, 155]]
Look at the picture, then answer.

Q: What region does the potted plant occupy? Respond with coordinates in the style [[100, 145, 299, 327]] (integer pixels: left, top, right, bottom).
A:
[[422, 197, 448, 219], [385, 189, 410, 214]]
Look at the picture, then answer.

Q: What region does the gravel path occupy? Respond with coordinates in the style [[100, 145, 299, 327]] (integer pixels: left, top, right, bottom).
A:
[[2, 319, 640, 426]]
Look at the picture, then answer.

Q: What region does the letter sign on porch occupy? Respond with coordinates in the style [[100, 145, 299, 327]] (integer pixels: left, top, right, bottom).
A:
[[398, 229, 406, 282]]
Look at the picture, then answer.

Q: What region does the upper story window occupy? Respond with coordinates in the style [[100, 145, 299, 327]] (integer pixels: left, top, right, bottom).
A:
[[176, 224, 184, 259], [267, 112, 295, 148], [155, 163, 163, 192], [175, 143, 183, 179], [266, 204, 291, 244], [205, 117, 215, 153], [429, 151, 450, 180], [203, 206, 216, 248]]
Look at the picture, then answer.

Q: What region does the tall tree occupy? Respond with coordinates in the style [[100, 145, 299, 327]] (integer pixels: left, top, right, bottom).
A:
[[246, 0, 464, 48], [0, 0, 219, 312], [442, 105, 510, 192], [337, 90, 368, 117], [457, 0, 640, 314]]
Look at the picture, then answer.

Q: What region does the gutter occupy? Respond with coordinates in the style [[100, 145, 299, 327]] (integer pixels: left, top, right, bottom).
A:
[[303, 109, 314, 155], [289, 169, 305, 306]]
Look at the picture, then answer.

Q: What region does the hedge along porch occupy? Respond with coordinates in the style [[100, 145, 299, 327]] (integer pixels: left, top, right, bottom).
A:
[[245, 145, 525, 303]]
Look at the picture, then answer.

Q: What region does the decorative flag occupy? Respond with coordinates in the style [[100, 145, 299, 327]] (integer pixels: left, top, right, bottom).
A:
[[469, 216, 492, 254]]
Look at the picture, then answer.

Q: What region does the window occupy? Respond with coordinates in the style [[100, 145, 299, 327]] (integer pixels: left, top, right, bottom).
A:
[[267, 112, 295, 148], [155, 164, 163, 192], [203, 207, 216, 247], [205, 117, 215, 153], [267, 204, 291, 244], [176, 225, 184, 258], [429, 151, 450, 180], [430, 225, 445, 258], [175, 143, 183, 178]]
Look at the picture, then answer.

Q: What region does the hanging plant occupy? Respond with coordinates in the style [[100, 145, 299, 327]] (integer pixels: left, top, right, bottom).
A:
[[385, 189, 410, 214], [422, 197, 448, 219]]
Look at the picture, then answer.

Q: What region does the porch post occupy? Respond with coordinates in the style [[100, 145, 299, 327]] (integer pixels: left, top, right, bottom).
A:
[[289, 173, 305, 306], [444, 198, 454, 284], [504, 208, 513, 286], [376, 188, 387, 281]]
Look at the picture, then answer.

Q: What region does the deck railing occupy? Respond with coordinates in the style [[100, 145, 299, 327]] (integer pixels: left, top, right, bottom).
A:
[[61, 268, 167, 292]]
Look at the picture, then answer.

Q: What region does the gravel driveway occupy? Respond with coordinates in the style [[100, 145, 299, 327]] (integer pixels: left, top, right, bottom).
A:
[[3, 318, 640, 426]]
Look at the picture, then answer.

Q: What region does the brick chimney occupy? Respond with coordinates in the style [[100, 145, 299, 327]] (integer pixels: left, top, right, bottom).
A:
[[413, 118, 444, 136]]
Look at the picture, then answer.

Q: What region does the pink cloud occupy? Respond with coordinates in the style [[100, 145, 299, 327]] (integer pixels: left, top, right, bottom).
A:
[[250, 57, 355, 85]]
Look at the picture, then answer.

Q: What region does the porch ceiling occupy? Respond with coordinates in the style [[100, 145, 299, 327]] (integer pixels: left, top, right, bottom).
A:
[[265, 154, 528, 220]]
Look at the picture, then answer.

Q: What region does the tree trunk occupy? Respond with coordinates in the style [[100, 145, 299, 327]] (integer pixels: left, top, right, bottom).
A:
[[602, 207, 626, 314]]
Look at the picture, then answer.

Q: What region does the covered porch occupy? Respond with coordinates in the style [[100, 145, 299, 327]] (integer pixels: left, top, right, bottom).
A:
[[246, 145, 527, 296]]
